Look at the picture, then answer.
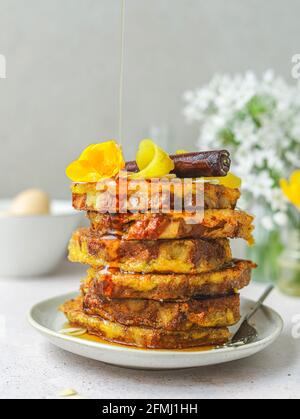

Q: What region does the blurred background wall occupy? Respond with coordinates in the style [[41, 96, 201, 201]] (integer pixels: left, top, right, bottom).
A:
[[0, 0, 299, 198]]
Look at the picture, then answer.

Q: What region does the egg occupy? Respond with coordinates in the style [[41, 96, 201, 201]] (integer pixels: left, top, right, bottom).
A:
[[10, 189, 50, 216]]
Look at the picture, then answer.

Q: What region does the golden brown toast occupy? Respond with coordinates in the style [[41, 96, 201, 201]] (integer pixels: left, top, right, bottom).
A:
[[60, 298, 230, 349], [82, 259, 255, 301], [69, 228, 232, 274], [83, 293, 240, 331], [87, 209, 254, 244], [72, 181, 241, 213]]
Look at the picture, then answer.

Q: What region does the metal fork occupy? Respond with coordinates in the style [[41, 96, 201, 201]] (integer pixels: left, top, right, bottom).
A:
[[227, 285, 274, 348]]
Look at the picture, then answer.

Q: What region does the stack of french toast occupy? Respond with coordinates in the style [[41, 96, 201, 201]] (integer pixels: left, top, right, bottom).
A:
[[61, 168, 256, 349]]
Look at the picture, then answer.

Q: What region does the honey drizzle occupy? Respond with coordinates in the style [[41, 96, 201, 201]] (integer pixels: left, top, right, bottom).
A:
[[118, 0, 126, 145]]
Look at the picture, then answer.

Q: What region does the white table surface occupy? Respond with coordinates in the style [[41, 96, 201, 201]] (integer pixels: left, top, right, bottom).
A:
[[0, 260, 299, 400]]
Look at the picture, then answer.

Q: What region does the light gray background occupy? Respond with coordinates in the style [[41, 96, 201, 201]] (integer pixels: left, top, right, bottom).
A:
[[0, 0, 299, 198]]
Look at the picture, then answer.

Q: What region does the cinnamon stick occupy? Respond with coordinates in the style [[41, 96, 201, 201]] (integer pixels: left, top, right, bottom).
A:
[[125, 150, 231, 178]]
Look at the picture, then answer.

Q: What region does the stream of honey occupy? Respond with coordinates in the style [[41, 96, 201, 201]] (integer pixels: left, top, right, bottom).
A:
[[118, 0, 126, 145]]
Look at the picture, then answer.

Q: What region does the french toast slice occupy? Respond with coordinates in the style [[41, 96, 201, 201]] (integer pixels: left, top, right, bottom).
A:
[[72, 181, 241, 213], [60, 298, 231, 349], [87, 209, 254, 244], [81, 260, 256, 301], [69, 228, 232, 274], [83, 293, 240, 331]]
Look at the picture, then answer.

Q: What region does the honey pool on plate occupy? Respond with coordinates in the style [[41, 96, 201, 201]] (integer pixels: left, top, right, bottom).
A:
[[62, 323, 216, 353]]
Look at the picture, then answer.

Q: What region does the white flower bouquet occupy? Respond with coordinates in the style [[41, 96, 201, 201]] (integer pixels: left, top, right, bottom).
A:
[[183, 71, 300, 282]]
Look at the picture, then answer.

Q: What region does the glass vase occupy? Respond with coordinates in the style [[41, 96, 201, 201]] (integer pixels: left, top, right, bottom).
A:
[[277, 231, 300, 297], [247, 229, 284, 283]]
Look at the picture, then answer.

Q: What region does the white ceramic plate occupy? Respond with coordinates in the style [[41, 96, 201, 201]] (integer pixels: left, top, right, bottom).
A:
[[28, 292, 283, 370]]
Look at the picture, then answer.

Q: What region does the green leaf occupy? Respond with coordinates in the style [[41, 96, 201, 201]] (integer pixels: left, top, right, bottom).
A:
[[219, 128, 239, 147], [247, 95, 276, 126]]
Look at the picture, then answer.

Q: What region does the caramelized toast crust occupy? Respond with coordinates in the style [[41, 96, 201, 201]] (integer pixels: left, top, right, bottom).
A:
[[69, 228, 232, 274], [60, 298, 230, 349], [72, 181, 241, 213], [88, 209, 254, 243], [83, 293, 241, 331], [82, 260, 256, 301]]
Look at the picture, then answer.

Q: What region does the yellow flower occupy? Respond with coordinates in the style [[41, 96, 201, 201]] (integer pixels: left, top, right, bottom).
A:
[[207, 172, 242, 189], [129, 139, 175, 179], [66, 140, 125, 182], [280, 170, 300, 210]]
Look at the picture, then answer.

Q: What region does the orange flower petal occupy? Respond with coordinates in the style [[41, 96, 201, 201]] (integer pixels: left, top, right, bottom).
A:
[[66, 140, 125, 182], [66, 160, 98, 182], [290, 170, 300, 185], [79, 144, 97, 161], [280, 171, 300, 210]]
